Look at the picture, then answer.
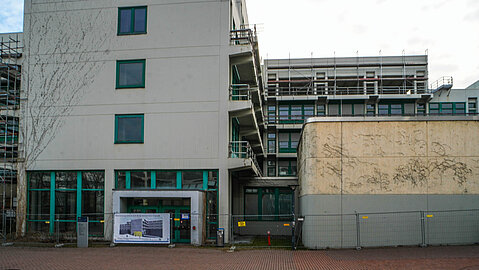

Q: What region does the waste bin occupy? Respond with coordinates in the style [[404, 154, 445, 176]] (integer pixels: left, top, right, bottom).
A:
[[216, 228, 224, 247]]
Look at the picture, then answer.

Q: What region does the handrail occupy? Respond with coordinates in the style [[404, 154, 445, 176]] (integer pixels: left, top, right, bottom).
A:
[[266, 85, 429, 96], [229, 84, 252, 101], [229, 141, 262, 176], [430, 76, 453, 91], [230, 29, 255, 45]]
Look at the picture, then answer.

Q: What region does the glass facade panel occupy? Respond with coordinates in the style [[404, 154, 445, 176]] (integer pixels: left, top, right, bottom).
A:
[[82, 171, 104, 189], [455, 103, 465, 114], [244, 191, 258, 216], [390, 104, 402, 115], [133, 7, 147, 32], [279, 192, 292, 216], [28, 190, 50, 220], [82, 190, 104, 221], [156, 171, 176, 189], [182, 171, 203, 189], [441, 103, 453, 114], [55, 171, 76, 189], [378, 104, 389, 115], [55, 190, 76, 220], [119, 9, 131, 33], [29, 172, 51, 189], [262, 192, 275, 220], [116, 171, 127, 189], [28, 221, 50, 233], [207, 171, 218, 190], [130, 171, 151, 189]]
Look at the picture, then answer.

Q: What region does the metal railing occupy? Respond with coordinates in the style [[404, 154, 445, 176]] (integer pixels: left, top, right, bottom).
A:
[[266, 86, 429, 96], [228, 141, 262, 175], [430, 76, 453, 92], [230, 84, 252, 101], [230, 29, 255, 45]]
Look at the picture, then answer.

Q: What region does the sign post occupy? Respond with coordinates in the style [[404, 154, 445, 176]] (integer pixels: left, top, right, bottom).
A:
[[77, 216, 89, 248]]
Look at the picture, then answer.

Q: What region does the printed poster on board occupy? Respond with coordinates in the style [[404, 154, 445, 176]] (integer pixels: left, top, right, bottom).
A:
[[114, 213, 170, 244]]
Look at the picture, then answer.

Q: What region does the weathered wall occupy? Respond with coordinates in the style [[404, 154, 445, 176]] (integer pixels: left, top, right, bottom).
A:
[[299, 120, 479, 196], [297, 119, 479, 249]]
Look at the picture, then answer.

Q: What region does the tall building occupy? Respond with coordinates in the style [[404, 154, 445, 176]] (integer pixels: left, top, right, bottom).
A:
[[1, 0, 477, 246]]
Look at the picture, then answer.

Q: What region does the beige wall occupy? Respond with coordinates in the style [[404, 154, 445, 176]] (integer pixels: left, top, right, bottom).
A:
[[298, 120, 479, 196]]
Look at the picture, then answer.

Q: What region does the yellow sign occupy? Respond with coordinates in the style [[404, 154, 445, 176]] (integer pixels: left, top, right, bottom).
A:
[[174, 218, 180, 221], [133, 231, 143, 237], [45, 221, 50, 224], [362, 216, 369, 219], [238, 221, 246, 227], [100, 220, 105, 223], [426, 214, 434, 218], [283, 223, 290, 227]]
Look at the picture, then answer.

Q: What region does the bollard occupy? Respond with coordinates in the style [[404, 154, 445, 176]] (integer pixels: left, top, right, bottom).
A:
[[267, 231, 271, 246]]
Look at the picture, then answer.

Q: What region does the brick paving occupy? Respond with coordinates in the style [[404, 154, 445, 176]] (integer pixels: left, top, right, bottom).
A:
[[1, 245, 478, 270]]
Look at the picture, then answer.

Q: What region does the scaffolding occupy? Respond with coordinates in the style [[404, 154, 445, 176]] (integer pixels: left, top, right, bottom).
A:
[[0, 34, 21, 241]]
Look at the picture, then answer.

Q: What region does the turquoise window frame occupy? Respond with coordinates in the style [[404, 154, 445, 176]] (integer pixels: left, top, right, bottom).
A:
[[116, 59, 146, 89], [114, 114, 144, 144], [278, 160, 296, 177], [429, 102, 466, 115], [378, 102, 408, 116], [278, 131, 300, 153], [278, 102, 314, 124], [117, 6, 147, 35], [26, 171, 105, 236], [244, 187, 293, 221]]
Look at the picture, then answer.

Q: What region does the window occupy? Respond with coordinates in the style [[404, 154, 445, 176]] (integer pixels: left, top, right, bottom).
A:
[[182, 171, 203, 189], [130, 171, 151, 189], [366, 104, 375, 116], [27, 171, 105, 236], [118, 6, 147, 35], [378, 103, 406, 116], [244, 187, 293, 220], [268, 106, 276, 124], [429, 102, 466, 115], [278, 131, 300, 153], [267, 160, 276, 177], [115, 114, 144, 144], [156, 171, 177, 189], [278, 103, 314, 123], [317, 104, 326, 116], [417, 103, 426, 115], [278, 160, 297, 176], [116, 60, 146, 88], [469, 98, 477, 114], [267, 133, 276, 154]]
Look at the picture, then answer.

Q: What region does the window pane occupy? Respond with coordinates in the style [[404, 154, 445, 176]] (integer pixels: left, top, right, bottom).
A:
[[134, 8, 146, 32], [82, 190, 104, 221], [116, 171, 126, 189], [268, 140, 276, 153], [390, 104, 402, 115], [55, 172, 76, 189], [156, 171, 176, 189], [119, 9, 131, 33], [304, 105, 314, 117], [28, 221, 49, 233], [441, 103, 453, 114], [82, 171, 104, 190], [262, 193, 275, 219], [207, 171, 218, 190], [244, 193, 258, 216], [55, 190, 76, 220], [278, 133, 289, 149], [278, 161, 290, 176], [57, 222, 76, 234], [290, 132, 300, 149], [279, 192, 292, 216], [130, 171, 151, 189], [116, 115, 143, 142], [378, 104, 389, 115], [29, 172, 50, 189], [182, 171, 203, 189], [28, 190, 50, 220], [455, 103, 465, 114], [267, 133, 276, 139], [119, 62, 144, 87]]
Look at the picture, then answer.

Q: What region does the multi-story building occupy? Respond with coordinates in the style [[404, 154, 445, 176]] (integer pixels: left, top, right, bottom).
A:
[[16, 0, 263, 245], [1, 0, 477, 246]]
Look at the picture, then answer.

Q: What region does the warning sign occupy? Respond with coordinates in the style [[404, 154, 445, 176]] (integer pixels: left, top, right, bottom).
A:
[[238, 221, 246, 227]]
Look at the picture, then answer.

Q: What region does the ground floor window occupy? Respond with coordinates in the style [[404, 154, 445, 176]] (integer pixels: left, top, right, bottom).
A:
[[278, 160, 297, 176], [27, 171, 105, 236], [244, 187, 293, 220]]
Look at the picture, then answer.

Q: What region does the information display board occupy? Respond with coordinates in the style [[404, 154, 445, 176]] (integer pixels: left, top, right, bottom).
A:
[[114, 213, 170, 244]]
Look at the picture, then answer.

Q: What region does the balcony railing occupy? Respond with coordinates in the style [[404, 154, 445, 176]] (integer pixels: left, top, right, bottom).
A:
[[230, 29, 255, 45], [229, 141, 262, 175], [266, 86, 429, 97], [229, 84, 252, 101], [430, 76, 453, 92]]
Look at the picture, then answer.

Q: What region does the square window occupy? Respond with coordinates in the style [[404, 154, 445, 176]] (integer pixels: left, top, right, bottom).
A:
[[115, 114, 144, 143], [116, 60, 146, 88], [118, 6, 147, 35]]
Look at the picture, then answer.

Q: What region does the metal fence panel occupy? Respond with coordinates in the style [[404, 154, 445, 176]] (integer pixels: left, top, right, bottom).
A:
[[426, 210, 479, 245]]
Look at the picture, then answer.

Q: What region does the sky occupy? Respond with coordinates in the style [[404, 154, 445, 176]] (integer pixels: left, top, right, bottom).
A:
[[1, 0, 478, 88]]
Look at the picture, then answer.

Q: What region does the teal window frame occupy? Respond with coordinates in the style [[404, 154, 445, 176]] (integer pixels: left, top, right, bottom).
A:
[[278, 131, 300, 153], [429, 102, 466, 115], [267, 160, 276, 177], [244, 187, 293, 221], [469, 98, 477, 114], [378, 102, 409, 116], [278, 159, 296, 176], [317, 104, 326, 116], [417, 103, 426, 115], [27, 171, 105, 236], [366, 104, 375, 116], [267, 132, 276, 154], [114, 114, 144, 144], [278, 102, 314, 124], [117, 6, 147, 35], [116, 59, 146, 89]]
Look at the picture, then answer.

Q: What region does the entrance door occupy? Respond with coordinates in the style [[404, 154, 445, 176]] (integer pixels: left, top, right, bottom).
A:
[[162, 207, 190, 243]]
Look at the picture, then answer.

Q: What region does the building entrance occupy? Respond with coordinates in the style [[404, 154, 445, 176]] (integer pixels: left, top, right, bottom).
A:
[[127, 198, 191, 243]]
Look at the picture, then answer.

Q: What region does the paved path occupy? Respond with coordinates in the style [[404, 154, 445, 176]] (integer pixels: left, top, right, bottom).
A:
[[1, 245, 479, 269]]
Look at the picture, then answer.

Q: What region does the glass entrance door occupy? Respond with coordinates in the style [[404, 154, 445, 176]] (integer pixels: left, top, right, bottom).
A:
[[163, 207, 190, 243]]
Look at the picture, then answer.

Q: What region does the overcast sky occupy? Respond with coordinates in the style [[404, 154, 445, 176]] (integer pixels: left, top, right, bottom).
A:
[[1, 0, 478, 88]]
